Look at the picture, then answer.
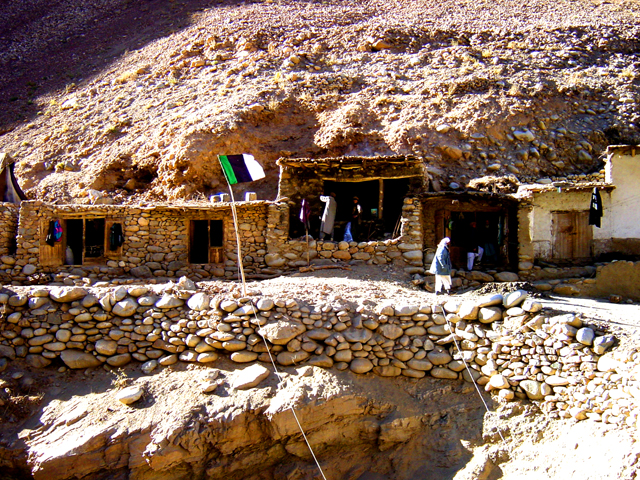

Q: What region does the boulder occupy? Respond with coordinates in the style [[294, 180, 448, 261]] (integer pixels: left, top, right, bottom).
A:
[[430, 367, 458, 379], [307, 354, 334, 368], [61, 350, 102, 369], [230, 351, 259, 363], [478, 307, 502, 324], [545, 375, 570, 386], [259, 319, 306, 345], [427, 349, 452, 365], [107, 354, 132, 367], [374, 366, 402, 377], [276, 351, 310, 366], [130, 266, 153, 278], [378, 324, 403, 340], [187, 292, 210, 311], [95, 340, 118, 356], [489, 374, 510, 389], [394, 304, 419, 316], [197, 352, 219, 363], [593, 335, 615, 355], [493, 272, 519, 282], [457, 301, 479, 320], [576, 327, 595, 346], [112, 298, 138, 317], [155, 294, 184, 309], [49, 287, 88, 303], [503, 289, 528, 308], [256, 298, 274, 311], [520, 380, 544, 400], [116, 386, 144, 405], [0, 345, 16, 360], [232, 364, 270, 390], [26, 355, 52, 369], [467, 271, 495, 282], [265, 254, 286, 268], [350, 358, 374, 374]]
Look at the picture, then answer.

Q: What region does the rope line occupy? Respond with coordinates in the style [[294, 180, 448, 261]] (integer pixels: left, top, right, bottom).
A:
[[249, 303, 329, 480], [443, 309, 507, 444]]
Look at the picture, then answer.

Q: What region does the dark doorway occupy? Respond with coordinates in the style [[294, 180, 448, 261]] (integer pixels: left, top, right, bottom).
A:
[[446, 211, 504, 269], [66, 219, 83, 265], [382, 178, 409, 235], [85, 218, 105, 258], [190, 220, 225, 264], [190, 220, 209, 264]]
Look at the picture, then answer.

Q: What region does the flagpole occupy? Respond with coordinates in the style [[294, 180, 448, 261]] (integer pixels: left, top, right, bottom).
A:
[[224, 179, 247, 297]]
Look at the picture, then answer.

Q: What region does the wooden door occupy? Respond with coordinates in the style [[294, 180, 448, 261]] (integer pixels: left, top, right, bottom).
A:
[[40, 219, 64, 266], [552, 211, 592, 260]]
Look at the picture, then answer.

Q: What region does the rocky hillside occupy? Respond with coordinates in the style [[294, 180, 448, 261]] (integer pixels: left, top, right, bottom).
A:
[[1, 0, 640, 204]]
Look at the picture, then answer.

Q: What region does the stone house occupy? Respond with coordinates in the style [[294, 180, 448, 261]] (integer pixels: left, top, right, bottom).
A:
[[271, 156, 425, 271], [420, 191, 520, 270], [0, 201, 270, 283]]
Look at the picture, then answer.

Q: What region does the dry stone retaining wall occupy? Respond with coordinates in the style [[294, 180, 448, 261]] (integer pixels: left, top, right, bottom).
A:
[[0, 281, 637, 427]]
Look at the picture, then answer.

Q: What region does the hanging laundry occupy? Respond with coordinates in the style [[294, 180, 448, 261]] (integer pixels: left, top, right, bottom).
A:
[[299, 199, 311, 232], [53, 220, 63, 241], [588, 187, 603, 228], [109, 223, 124, 250], [45, 220, 56, 246], [45, 220, 63, 246]]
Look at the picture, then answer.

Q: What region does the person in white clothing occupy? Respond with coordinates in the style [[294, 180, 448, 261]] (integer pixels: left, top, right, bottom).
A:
[[319, 192, 337, 240]]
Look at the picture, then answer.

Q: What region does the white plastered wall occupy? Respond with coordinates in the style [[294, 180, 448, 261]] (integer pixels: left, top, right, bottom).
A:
[[528, 189, 611, 260], [606, 152, 640, 240]]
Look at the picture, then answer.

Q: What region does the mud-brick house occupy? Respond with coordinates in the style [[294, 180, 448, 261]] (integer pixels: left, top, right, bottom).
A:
[[3, 201, 270, 282], [514, 145, 640, 270], [271, 155, 425, 270]]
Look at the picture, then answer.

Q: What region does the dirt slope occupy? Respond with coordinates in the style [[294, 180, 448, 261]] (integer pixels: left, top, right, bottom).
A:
[[1, 0, 640, 204]]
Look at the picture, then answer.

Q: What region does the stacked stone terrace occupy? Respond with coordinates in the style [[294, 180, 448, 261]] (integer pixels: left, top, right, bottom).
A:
[[0, 280, 637, 427]]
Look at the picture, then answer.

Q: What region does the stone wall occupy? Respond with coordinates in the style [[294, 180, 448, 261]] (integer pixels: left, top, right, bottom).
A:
[[0, 203, 19, 256], [264, 198, 424, 272], [0, 282, 635, 426], [9, 201, 269, 284]]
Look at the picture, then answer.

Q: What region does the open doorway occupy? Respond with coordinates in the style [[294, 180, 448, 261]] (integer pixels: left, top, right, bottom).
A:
[[442, 211, 507, 270], [321, 178, 410, 241]]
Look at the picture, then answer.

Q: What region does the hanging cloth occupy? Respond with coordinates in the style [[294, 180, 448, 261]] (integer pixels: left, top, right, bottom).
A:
[[588, 187, 603, 228], [109, 223, 124, 250], [45, 220, 62, 246], [299, 199, 311, 232], [45, 220, 56, 247]]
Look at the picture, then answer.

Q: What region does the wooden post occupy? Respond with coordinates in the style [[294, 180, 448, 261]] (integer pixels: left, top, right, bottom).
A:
[[378, 178, 384, 220]]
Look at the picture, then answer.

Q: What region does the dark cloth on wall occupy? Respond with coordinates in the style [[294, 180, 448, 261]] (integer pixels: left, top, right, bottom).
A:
[[45, 221, 56, 247], [109, 223, 124, 250], [589, 187, 603, 228]]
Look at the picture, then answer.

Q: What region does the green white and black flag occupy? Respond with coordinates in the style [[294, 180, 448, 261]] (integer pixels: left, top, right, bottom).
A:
[[218, 154, 265, 185]]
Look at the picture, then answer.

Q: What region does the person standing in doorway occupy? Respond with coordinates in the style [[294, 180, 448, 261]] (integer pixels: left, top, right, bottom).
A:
[[351, 196, 362, 241], [319, 192, 337, 240], [429, 237, 452, 295], [465, 221, 484, 271]]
